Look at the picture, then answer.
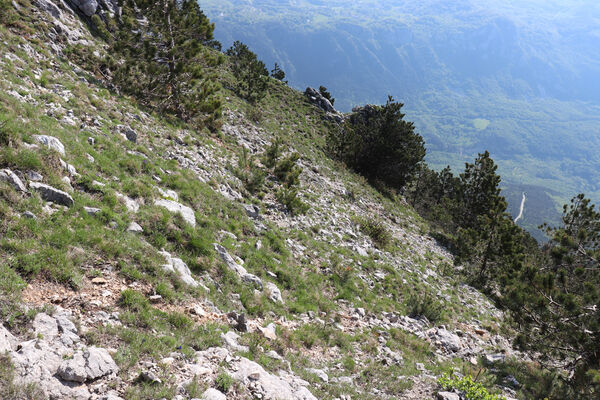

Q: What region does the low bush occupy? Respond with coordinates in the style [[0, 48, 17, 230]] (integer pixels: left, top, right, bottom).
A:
[[405, 293, 445, 323], [437, 373, 505, 400], [357, 217, 391, 248]]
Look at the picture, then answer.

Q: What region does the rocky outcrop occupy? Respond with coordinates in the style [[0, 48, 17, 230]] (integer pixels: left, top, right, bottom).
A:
[[33, 134, 66, 155], [8, 310, 118, 399], [213, 243, 263, 290], [57, 347, 118, 383], [0, 168, 27, 191], [0, 325, 17, 352], [159, 250, 206, 289], [69, 0, 98, 16], [231, 357, 318, 400], [30, 182, 74, 207], [304, 87, 343, 123]]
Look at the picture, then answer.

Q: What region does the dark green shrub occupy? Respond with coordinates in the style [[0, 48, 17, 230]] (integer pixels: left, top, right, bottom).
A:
[[329, 96, 425, 190], [405, 293, 444, 323], [276, 188, 308, 216], [358, 217, 391, 249], [226, 41, 268, 103]]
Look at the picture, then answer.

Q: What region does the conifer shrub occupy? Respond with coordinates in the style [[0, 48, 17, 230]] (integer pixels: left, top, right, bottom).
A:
[[226, 41, 269, 103], [405, 293, 444, 323], [215, 370, 234, 393], [329, 96, 425, 190], [357, 216, 391, 249]]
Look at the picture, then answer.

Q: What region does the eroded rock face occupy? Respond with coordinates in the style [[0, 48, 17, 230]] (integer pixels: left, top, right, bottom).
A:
[[8, 310, 118, 399], [57, 347, 118, 383], [69, 0, 98, 16], [30, 182, 74, 207]]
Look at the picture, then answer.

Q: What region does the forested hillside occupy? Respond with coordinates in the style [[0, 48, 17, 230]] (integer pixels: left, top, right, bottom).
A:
[[201, 0, 600, 239]]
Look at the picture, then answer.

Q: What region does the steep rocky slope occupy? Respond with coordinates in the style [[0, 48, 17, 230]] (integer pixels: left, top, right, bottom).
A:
[[0, 1, 527, 399]]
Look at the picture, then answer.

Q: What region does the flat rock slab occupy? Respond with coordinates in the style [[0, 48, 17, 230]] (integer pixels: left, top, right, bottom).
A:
[[57, 347, 118, 383], [154, 199, 196, 227], [127, 222, 143, 233], [30, 182, 74, 207], [33, 135, 65, 155], [33, 312, 59, 340]]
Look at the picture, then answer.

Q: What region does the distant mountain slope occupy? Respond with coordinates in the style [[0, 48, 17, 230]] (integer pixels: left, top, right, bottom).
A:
[[200, 0, 600, 237]]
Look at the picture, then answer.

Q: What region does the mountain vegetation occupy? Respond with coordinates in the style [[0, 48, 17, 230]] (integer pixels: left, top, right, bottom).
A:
[[200, 0, 600, 241], [0, 0, 598, 399]]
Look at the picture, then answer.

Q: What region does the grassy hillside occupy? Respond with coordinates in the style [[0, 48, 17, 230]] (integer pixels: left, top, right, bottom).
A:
[[0, 1, 556, 399]]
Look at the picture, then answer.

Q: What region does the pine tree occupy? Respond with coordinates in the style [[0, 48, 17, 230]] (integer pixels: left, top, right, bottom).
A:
[[110, 0, 222, 126], [506, 194, 600, 397], [333, 96, 426, 190], [271, 63, 286, 81], [226, 41, 269, 103], [455, 152, 524, 282]]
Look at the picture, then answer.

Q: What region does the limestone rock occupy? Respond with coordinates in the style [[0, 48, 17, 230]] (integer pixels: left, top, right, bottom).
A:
[[304, 87, 336, 114], [84, 206, 101, 216], [244, 204, 261, 219], [33, 313, 59, 340], [0, 169, 26, 191], [428, 327, 462, 353], [265, 281, 284, 303], [69, 0, 97, 16], [306, 368, 328, 383], [57, 347, 118, 382], [221, 331, 249, 353], [127, 222, 143, 233], [30, 182, 74, 207], [201, 388, 227, 400], [0, 325, 17, 352], [160, 251, 200, 288], [258, 323, 277, 341], [33, 135, 65, 155], [231, 357, 318, 400], [437, 392, 460, 400], [35, 0, 63, 19], [214, 243, 263, 289], [154, 199, 196, 227], [116, 192, 140, 213]]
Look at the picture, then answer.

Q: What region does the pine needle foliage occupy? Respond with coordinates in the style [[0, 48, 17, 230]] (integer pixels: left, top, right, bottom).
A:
[[108, 0, 223, 126]]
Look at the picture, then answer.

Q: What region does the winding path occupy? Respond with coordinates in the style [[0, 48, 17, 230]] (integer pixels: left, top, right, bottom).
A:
[[514, 192, 526, 223]]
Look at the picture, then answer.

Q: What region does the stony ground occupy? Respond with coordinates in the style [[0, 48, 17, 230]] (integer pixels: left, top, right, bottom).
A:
[[0, 1, 527, 399]]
